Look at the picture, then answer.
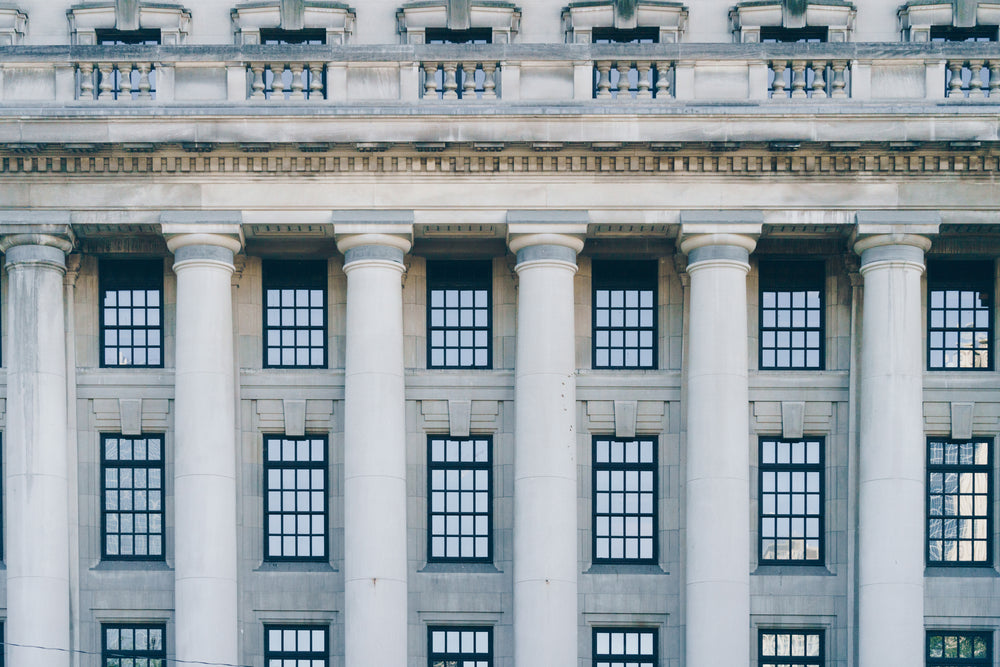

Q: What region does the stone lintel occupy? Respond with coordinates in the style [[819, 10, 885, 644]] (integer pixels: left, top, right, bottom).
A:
[[506, 210, 590, 226]]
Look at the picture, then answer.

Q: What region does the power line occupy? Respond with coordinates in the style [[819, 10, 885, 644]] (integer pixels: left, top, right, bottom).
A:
[[3, 640, 253, 667]]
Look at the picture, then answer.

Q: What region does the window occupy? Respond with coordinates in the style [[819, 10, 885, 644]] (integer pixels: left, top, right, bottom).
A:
[[427, 261, 492, 369], [592, 261, 657, 369], [102, 435, 164, 560], [102, 624, 166, 667], [928, 631, 992, 666], [928, 439, 992, 565], [928, 261, 993, 370], [265, 626, 329, 667], [100, 259, 164, 368], [759, 438, 824, 564], [428, 436, 491, 562], [759, 261, 824, 370], [593, 628, 657, 667], [428, 626, 492, 667], [759, 629, 823, 667], [593, 437, 657, 563], [260, 28, 326, 44], [263, 260, 328, 369], [760, 26, 828, 42], [264, 436, 328, 561]]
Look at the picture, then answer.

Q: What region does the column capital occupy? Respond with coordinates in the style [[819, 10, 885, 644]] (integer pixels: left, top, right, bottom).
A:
[[852, 210, 939, 255], [0, 211, 76, 263], [332, 211, 414, 269], [506, 212, 587, 267], [161, 211, 244, 258], [678, 210, 762, 268]]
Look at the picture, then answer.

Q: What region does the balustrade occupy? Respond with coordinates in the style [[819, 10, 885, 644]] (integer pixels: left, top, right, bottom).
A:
[[77, 62, 155, 101], [247, 63, 326, 101], [593, 61, 673, 100], [421, 62, 498, 100], [768, 59, 849, 99], [945, 59, 1000, 99]]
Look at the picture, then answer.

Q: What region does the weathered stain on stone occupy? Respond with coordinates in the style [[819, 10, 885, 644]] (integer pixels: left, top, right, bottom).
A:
[[617, 0, 637, 20]]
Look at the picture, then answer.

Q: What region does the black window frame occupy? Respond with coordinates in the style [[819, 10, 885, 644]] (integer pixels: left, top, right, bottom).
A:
[[758, 437, 825, 566], [758, 628, 824, 666], [930, 25, 999, 42], [592, 260, 658, 370], [592, 26, 659, 43], [427, 625, 493, 666], [95, 28, 162, 45], [264, 624, 329, 666], [99, 258, 165, 369], [101, 623, 167, 667], [426, 260, 493, 370], [592, 435, 658, 565], [927, 630, 993, 666], [759, 26, 829, 43], [262, 260, 329, 369], [100, 433, 166, 562], [263, 434, 329, 563], [427, 435, 493, 564], [927, 438, 993, 567], [758, 260, 825, 371], [592, 627, 658, 667], [260, 28, 326, 44], [927, 260, 994, 371], [425, 27, 492, 44]]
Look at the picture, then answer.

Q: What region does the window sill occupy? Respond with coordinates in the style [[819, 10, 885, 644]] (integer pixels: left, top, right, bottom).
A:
[[419, 562, 502, 574], [925, 566, 999, 578], [752, 564, 833, 576], [585, 563, 669, 575], [256, 561, 337, 573], [92, 560, 171, 571]]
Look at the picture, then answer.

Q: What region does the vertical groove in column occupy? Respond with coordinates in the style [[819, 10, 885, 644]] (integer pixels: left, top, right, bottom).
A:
[[3, 239, 72, 667]]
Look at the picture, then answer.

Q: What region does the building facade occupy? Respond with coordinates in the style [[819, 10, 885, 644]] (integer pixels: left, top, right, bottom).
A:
[[0, 0, 999, 665]]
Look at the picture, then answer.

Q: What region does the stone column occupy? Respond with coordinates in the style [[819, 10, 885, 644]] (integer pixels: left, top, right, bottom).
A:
[[164, 216, 243, 667], [679, 218, 760, 667], [336, 226, 412, 667], [2, 229, 74, 667], [854, 226, 934, 667], [508, 218, 586, 667]]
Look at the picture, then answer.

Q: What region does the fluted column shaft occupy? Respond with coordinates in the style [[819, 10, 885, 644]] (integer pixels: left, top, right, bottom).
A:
[[510, 233, 584, 667], [855, 235, 931, 667], [3, 234, 73, 667], [680, 234, 756, 667], [338, 234, 411, 667]]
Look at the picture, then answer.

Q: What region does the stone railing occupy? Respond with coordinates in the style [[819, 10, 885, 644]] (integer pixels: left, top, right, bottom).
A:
[[0, 43, 998, 107]]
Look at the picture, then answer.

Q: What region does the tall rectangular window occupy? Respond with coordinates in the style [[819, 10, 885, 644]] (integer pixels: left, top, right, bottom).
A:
[[928, 631, 992, 665], [428, 436, 491, 562], [593, 628, 657, 667], [928, 260, 993, 370], [592, 260, 657, 369], [759, 261, 824, 370], [759, 629, 823, 667], [263, 260, 327, 369], [593, 437, 657, 563], [102, 435, 164, 560], [265, 626, 329, 667], [928, 439, 992, 565], [100, 259, 164, 368], [759, 438, 824, 564], [427, 261, 492, 369], [428, 626, 492, 667], [102, 624, 166, 667], [264, 435, 328, 561]]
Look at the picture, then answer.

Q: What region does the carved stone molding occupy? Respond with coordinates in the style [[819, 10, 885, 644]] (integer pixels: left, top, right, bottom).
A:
[[0, 6, 27, 46], [898, 1, 1000, 42], [231, 0, 356, 45], [67, 1, 191, 44], [562, 0, 688, 43], [730, 0, 856, 42], [397, 0, 521, 44]]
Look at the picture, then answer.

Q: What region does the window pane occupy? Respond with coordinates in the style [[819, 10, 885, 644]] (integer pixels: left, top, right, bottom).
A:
[[927, 439, 992, 565], [592, 262, 657, 369], [427, 261, 492, 369], [263, 261, 327, 368], [102, 435, 165, 561], [265, 436, 328, 560], [593, 437, 657, 564], [428, 437, 492, 562], [759, 438, 824, 565]]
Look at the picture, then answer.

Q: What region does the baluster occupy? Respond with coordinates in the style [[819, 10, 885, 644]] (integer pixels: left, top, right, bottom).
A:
[[595, 61, 612, 99], [462, 62, 478, 99], [655, 61, 671, 99], [830, 60, 848, 98], [989, 61, 1000, 100], [482, 62, 497, 99], [118, 64, 133, 101], [270, 63, 287, 99], [790, 60, 808, 99], [635, 61, 652, 99], [442, 62, 459, 100], [968, 59, 985, 99], [770, 61, 787, 98], [616, 62, 632, 100], [810, 61, 828, 99], [423, 62, 439, 99], [948, 60, 965, 98], [98, 63, 115, 101], [289, 63, 306, 100], [137, 63, 152, 100], [79, 63, 95, 100], [250, 64, 266, 100], [308, 63, 325, 101]]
